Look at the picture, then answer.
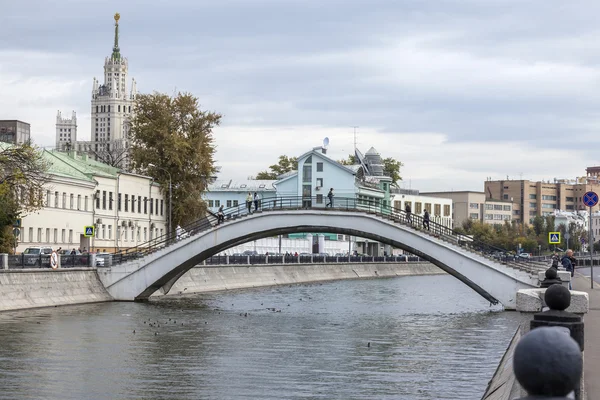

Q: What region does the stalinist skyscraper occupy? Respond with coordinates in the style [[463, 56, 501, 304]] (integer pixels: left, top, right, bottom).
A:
[[57, 13, 138, 170]]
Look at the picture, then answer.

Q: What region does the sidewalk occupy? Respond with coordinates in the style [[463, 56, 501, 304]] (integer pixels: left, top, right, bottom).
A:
[[572, 273, 600, 399]]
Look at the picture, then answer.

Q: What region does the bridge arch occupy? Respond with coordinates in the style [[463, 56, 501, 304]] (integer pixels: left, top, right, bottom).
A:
[[98, 210, 538, 309]]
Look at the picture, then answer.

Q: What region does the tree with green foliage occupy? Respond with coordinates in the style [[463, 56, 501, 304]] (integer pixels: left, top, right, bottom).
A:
[[129, 92, 221, 230], [0, 143, 49, 253], [255, 155, 298, 180]]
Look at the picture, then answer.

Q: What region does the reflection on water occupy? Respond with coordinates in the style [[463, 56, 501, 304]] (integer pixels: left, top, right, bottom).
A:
[[0, 275, 525, 400]]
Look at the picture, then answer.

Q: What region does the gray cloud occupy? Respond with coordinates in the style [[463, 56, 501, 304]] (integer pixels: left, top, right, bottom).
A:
[[3, 0, 600, 190]]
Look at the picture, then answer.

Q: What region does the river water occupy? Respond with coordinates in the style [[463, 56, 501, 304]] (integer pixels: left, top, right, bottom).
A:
[[0, 275, 525, 400]]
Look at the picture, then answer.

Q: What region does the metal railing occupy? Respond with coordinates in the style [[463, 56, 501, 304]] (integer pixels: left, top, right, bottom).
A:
[[6, 254, 92, 269], [203, 254, 423, 265], [104, 195, 544, 272]]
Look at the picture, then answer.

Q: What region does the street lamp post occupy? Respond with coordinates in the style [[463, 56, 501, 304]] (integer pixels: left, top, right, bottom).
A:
[[148, 163, 172, 238]]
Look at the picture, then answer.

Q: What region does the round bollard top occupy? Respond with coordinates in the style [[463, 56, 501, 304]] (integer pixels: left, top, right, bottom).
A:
[[514, 326, 582, 397], [545, 284, 571, 311], [545, 267, 558, 280]]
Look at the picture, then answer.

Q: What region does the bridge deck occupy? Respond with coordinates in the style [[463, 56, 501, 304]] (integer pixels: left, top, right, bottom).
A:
[[573, 273, 600, 399]]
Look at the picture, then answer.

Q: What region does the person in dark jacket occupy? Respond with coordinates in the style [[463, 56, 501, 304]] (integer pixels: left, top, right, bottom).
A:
[[561, 249, 574, 289], [405, 203, 412, 224], [423, 210, 430, 231]]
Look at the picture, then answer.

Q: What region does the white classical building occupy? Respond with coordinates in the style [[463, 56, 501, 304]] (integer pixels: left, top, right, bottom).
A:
[[391, 190, 454, 229], [56, 13, 137, 170], [205, 179, 277, 213], [17, 149, 166, 253]]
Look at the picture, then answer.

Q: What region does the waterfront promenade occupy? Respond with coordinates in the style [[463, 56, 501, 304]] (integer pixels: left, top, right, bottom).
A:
[[573, 273, 600, 399]]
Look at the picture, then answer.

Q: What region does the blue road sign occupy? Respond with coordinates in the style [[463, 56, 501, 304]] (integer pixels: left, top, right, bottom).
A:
[[549, 232, 561, 244], [84, 226, 95, 237], [583, 191, 599, 207]]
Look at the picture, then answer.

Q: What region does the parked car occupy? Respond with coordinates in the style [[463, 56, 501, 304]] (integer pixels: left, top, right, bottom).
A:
[[242, 250, 258, 256], [22, 247, 53, 267], [95, 253, 112, 267], [518, 253, 531, 259]]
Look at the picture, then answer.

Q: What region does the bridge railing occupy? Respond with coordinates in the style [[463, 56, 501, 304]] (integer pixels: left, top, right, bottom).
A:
[[203, 254, 422, 266], [105, 195, 542, 272]]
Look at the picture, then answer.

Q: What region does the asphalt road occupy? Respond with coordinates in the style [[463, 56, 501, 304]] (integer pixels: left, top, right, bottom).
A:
[[575, 266, 600, 284]]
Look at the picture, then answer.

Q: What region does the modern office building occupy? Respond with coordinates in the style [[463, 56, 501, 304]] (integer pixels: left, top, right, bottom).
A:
[[484, 177, 600, 224], [0, 120, 31, 145], [55, 13, 137, 170], [421, 191, 513, 228]]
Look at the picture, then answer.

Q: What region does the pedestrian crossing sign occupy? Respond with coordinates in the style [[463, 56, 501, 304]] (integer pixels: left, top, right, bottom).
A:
[[548, 232, 561, 244], [84, 226, 95, 238]]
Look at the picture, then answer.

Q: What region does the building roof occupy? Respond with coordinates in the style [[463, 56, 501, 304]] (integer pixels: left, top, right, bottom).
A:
[[296, 147, 358, 176], [208, 179, 277, 192]]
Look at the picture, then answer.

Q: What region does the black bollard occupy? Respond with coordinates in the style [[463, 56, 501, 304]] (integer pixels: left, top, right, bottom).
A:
[[539, 266, 563, 288], [513, 326, 582, 399], [530, 285, 584, 351]]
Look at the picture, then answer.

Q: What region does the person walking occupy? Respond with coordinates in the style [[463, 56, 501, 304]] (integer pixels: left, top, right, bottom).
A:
[[423, 209, 430, 231], [246, 192, 253, 214], [405, 203, 412, 224], [217, 205, 225, 224], [561, 249, 574, 289], [254, 192, 260, 212], [326, 188, 334, 207]]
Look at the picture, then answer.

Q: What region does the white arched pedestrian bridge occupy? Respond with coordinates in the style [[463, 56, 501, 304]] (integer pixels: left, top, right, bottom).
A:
[[98, 197, 542, 309]]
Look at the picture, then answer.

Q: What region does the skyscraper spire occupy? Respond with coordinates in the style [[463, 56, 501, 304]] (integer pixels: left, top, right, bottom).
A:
[[112, 13, 121, 60]]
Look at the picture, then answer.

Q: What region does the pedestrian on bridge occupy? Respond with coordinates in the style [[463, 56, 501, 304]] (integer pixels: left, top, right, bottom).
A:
[[326, 188, 334, 207], [405, 203, 412, 224], [423, 209, 430, 231], [217, 205, 225, 224], [254, 192, 260, 212], [246, 192, 253, 214]]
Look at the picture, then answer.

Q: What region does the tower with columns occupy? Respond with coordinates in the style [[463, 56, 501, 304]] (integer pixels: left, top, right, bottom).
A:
[[55, 110, 77, 150], [89, 12, 137, 169]]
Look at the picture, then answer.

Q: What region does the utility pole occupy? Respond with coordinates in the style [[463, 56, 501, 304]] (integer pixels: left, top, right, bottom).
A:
[[351, 126, 359, 150]]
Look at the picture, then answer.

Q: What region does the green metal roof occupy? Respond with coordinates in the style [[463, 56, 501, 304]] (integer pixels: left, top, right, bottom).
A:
[[45, 150, 119, 181]]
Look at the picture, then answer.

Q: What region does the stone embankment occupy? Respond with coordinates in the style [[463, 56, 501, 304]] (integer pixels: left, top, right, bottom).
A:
[[0, 262, 444, 312], [0, 268, 112, 312], [157, 262, 445, 296]]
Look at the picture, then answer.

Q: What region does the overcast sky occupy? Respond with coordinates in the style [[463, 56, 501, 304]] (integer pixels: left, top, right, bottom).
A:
[[3, 0, 600, 191]]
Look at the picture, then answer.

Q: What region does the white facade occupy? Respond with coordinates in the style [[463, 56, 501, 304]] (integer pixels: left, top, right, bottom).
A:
[[55, 111, 77, 150], [217, 235, 354, 256], [17, 150, 166, 253], [204, 179, 277, 213], [555, 210, 588, 231], [391, 192, 453, 228]]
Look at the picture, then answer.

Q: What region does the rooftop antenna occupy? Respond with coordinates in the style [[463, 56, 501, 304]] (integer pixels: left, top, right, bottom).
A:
[[352, 126, 359, 150]]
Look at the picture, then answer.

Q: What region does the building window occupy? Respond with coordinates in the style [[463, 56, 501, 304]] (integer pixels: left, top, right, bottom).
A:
[[485, 204, 493, 210], [529, 202, 537, 208], [54, 229, 58, 243], [77, 195, 81, 210], [70, 194, 74, 209], [233, 200, 238, 207], [469, 203, 479, 209], [150, 198, 153, 214], [513, 210, 521, 215], [62, 192, 67, 208], [137, 227, 140, 242], [124, 228, 128, 241], [316, 162, 323, 172], [415, 202, 422, 214], [54, 191, 59, 207], [316, 194, 323, 204], [96, 190, 100, 209], [443, 205, 450, 216], [208, 200, 214, 208], [102, 224, 106, 239], [69, 229, 73, 243], [143, 227, 147, 241], [470, 213, 479, 219], [215, 200, 221, 207], [85, 196, 89, 211], [108, 192, 113, 210], [61, 229, 66, 243], [125, 194, 129, 212], [542, 203, 557, 209], [485, 214, 494, 220], [46, 228, 50, 243], [494, 204, 503, 210], [46, 190, 51, 206], [144, 197, 148, 214], [108, 225, 112, 240], [503, 205, 511, 211], [118, 193, 122, 211], [138, 196, 141, 213], [160, 200, 164, 215], [227, 200, 232, 207], [503, 194, 509, 200], [118, 105, 121, 112], [566, 197, 574, 202], [542, 195, 557, 201], [28, 227, 33, 242], [155, 199, 159, 215], [131, 227, 135, 241], [529, 194, 537, 199], [302, 163, 312, 183], [434, 204, 441, 216], [316, 178, 323, 188], [566, 205, 575, 210], [37, 228, 42, 242], [102, 191, 107, 209]]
